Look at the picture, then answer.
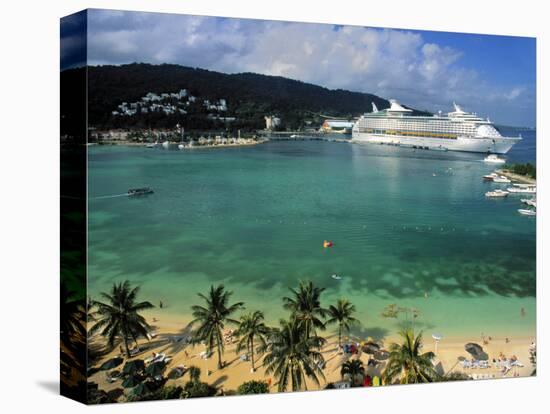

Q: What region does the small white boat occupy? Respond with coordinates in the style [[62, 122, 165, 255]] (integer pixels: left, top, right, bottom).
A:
[[521, 198, 537, 207], [518, 209, 536, 216], [507, 186, 536, 194], [492, 176, 512, 183], [483, 172, 498, 181], [483, 154, 506, 164], [161, 140, 170, 149], [331, 274, 342, 280], [178, 143, 186, 150], [485, 189, 509, 198], [146, 141, 159, 148]]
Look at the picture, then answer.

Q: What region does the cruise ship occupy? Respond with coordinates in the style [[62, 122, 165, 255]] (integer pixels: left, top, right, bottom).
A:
[[351, 100, 521, 154]]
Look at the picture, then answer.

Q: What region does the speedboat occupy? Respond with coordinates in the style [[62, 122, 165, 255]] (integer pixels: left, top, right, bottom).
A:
[[128, 187, 154, 196], [331, 274, 342, 280], [485, 189, 509, 198], [521, 198, 537, 207], [483, 154, 506, 164], [507, 186, 536, 194], [518, 209, 536, 216], [483, 172, 499, 181], [492, 176, 512, 183]]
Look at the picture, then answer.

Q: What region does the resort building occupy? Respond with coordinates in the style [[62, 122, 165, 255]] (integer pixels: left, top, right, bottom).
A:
[[265, 115, 281, 130]]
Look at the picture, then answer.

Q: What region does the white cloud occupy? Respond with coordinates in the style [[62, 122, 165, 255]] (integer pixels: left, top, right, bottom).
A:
[[506, 87, 524, 100], [85, 10, 535, 126]]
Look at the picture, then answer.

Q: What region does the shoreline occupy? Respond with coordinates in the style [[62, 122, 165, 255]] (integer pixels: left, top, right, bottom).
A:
[[89, 139, 266, 149], [89, 311, 536, 398], [495, 169, 536, 185]]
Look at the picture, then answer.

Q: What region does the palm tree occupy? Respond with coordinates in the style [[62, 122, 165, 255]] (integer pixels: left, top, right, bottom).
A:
[[60, 283, 87, 348], [235, 311, 270, 372], [340, 359, 365, 386], [188, 366, 201, 383], [90, 281, 154, 357], [326, 298, 358, 348], [60, 283, 87, 389], [283, 280, 327, 337], [262, 318, 326, 392], [383, 329, 440, 384], [190, 284, 244, 369]]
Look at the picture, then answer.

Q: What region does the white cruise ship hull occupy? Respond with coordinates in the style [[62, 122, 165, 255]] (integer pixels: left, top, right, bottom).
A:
[[351, 132, 520, 154]]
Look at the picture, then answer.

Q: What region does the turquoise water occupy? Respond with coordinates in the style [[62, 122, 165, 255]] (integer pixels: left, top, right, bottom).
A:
[[88, 139, 536, 340]]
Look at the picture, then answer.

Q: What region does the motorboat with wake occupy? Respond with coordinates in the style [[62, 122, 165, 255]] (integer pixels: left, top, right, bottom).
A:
[[128, 187, 154, 196]]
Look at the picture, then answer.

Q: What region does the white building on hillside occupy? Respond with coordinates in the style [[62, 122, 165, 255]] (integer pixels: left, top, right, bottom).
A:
[[265, 115, 281, 130]]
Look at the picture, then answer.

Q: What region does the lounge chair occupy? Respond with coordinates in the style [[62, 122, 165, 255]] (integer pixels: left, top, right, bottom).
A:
[[511, 360, 524, 367], [129, 347, 141, 356]]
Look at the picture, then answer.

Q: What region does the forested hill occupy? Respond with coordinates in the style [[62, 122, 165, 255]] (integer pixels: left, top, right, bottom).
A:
[[65, 63, 423, 131]]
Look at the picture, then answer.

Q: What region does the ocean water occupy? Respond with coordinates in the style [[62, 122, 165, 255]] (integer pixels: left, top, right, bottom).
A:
[[88, 133, 536, 341]]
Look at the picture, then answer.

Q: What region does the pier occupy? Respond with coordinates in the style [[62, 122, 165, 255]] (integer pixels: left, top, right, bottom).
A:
[[258, 130, 351, 143]]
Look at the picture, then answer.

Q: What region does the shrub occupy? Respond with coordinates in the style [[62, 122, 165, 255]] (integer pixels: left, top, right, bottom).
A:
[[183, 381, 217, 398], [237, 380, 270, 395]]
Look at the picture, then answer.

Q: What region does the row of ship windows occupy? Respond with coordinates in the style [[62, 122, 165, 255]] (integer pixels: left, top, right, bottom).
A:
[[359, 128, 459, 139], [359, 121, 474, 132]]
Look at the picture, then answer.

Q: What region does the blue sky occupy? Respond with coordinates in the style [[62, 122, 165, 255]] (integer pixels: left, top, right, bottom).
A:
[[62, 9, 536, 127]]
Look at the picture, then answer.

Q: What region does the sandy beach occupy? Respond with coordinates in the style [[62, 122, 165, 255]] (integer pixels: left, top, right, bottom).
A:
[[89, 310, 535, 399]]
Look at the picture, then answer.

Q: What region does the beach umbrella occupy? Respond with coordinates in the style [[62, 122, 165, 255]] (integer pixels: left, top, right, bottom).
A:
[[122, 359, 145, 375], [131, 381, 154, 397], [107, 388, 124, 401], [374, 349, 390, 361], [362, 341, 381, 354], [122, 374, 142, 388], [167, 367, 186, 380], [464, 343, 488, 360], [145, 361, 166, 377], [100, 357, 123, 371], [432, 333, 444, 354], [108, 370, 121, 379]]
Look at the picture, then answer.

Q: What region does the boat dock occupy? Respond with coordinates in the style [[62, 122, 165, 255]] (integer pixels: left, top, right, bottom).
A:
[[258, 131, 350, 142]]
